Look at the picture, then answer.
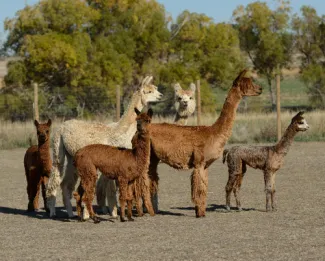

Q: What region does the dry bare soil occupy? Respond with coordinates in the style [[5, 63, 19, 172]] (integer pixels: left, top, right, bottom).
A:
[[0, 142, 324, 261]]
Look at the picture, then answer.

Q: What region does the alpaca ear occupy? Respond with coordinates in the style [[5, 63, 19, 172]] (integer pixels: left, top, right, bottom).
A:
[[147, 108, 153, 118], [34, 120, 39, 127], [298, 111, 304, 116], [233, 68, 248, 86], [47, 119, 52, 127], [189, 83, 196, 92], [134, 108, 141, 115], [174, 83, 182, 92]]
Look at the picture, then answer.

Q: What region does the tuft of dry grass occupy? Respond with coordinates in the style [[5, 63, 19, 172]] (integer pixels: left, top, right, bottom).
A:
[[1, 110, 324, 149]]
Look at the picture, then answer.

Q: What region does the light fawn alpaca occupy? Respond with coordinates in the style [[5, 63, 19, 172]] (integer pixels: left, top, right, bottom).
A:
[[46, 76, 162, 218], [74, 108, 155, 223], [124, 69, 262, 217], [174, 83, 196, 125], [24, 119, 52, 212], [223, 111, 309, 212]]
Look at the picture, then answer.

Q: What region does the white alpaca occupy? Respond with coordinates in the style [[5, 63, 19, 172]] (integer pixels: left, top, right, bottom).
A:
[[174, 82, 196, 125], [46, 76, 163, 218]]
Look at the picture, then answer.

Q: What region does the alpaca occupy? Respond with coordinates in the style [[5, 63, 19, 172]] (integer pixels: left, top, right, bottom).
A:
[[74, 108, 155, 223], [24, 119, 52, 212], [174, 83, 196, 125], [121, 69, 262, 218], [46, 76, 162, 218], [223, 111, 309, 212]]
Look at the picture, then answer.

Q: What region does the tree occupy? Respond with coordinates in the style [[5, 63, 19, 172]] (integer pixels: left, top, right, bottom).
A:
[[233, 1, 294, 110], [292, 6, 325, 108]]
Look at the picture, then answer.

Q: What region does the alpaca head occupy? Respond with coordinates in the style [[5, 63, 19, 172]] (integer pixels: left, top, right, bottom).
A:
[[232, 69, 262, 97], [138, 76, 163, 105], [34, 119, 52, 144], [134, 108, 153, 134], [174, 83, 196, 117], [291, 111, 309, 132]]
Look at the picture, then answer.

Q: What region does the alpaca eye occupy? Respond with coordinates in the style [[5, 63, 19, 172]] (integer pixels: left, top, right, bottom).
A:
[[46, 130, 49, 134], [149, 91, 152, 93], [178, 97, 182, 101], [190, 97, 193, 100], [37, 131, 40, 135]]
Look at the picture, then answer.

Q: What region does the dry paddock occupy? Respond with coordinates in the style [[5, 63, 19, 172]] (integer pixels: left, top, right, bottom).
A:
[[0, 142, 324, 261]]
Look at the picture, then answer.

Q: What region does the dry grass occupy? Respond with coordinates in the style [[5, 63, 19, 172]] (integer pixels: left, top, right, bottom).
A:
[[1, 110, 324, 149]]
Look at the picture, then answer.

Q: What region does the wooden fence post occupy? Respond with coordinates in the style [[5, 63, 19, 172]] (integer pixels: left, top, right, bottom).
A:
[[196, 79, 201, 125], [116, 85, 121, 121], [276, 65, 281, 141], [33, 82, 39, 121]]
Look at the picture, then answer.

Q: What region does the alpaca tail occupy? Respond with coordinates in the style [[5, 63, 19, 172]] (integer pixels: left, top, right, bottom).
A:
[[222, 149, 229, 164]]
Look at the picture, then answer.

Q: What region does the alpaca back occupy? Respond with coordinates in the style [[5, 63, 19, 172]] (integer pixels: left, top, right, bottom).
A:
[[75, 109, 153, 182]]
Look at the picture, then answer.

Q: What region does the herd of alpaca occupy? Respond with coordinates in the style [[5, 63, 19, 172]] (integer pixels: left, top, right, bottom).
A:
[[22, 70, 310, 223]]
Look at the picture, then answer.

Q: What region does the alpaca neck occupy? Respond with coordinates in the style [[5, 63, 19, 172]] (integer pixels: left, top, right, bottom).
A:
[[134, 131, 151, 168], [211, 88, 242, 145], [174, 113, 188, 125], [274, 125, 297, 155], [116, 91, 144, 132], [38, 140, 52, 174]]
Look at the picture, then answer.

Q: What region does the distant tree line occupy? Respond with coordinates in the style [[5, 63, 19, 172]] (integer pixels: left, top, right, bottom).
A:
[[0, 0, 325, 121]]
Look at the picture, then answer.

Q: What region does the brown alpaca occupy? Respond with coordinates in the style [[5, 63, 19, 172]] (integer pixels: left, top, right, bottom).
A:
[[24, 119, 52, 212], [223, 111, 309, 212], [74, 108, 155, 223], [131, 69, 262, 217]]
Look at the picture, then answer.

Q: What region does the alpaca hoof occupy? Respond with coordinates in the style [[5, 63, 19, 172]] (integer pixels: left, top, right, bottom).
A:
[[237, 207, 242, 212], [272, 208, 277, 212], [120, 217, 127, 222], [127, 217, 135, 222], [225, 205, 231, 211]]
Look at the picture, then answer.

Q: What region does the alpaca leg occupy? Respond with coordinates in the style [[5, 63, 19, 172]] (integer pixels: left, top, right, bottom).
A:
[[61, 155, 78, 218], [191, 166, 208, 218], [148, 154, 160, 213], [105, 178, 118, 218], [27, 168, 41, 211], [82, 176, 99, 223], [46, 131, 65, 217], [96, 174, 108, 214], [41, 176, 49, 212], [118, 180, 128, 222], [141, 173, 155, 217], [233, 174, 243, 211], [126, 184, 134, 221], [270, 173, 277, 211], [225, 173, 237, 211], [264, 170, 273, 212]]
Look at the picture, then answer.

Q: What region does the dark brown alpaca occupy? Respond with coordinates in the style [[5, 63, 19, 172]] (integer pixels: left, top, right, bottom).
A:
[[74, 108, 155, 223], [223, 111, 309, 212], [24, 119, 52, 212], [132, 69, 262, 218]]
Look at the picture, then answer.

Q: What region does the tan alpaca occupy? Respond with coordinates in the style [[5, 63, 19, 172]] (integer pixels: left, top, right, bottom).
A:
[[74, 109, 155, 223], [174, 83, 196, 125], [223, 111, 309, 212], [127, 69, 262, 217], [24, 119, 52, 212], [46, 76, 162, 218]]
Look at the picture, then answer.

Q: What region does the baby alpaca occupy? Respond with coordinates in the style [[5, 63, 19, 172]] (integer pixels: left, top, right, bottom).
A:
[[223, 111, 309, 212], [174, 83, 196, 125], [24, 119, 52, 212], [74, 108, 155, 223]]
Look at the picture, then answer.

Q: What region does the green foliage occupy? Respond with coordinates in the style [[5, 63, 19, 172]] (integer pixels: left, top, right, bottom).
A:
[[1, 0, 248, 120], [233, 1, 294, 108], [292, 6, 325, 109]]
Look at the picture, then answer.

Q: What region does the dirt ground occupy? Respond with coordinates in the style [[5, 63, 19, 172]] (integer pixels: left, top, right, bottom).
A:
[[0, 142, 324, 261]]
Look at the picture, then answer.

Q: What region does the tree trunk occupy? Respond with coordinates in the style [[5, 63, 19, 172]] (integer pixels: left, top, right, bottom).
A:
[[267, 77, 276, 111]]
